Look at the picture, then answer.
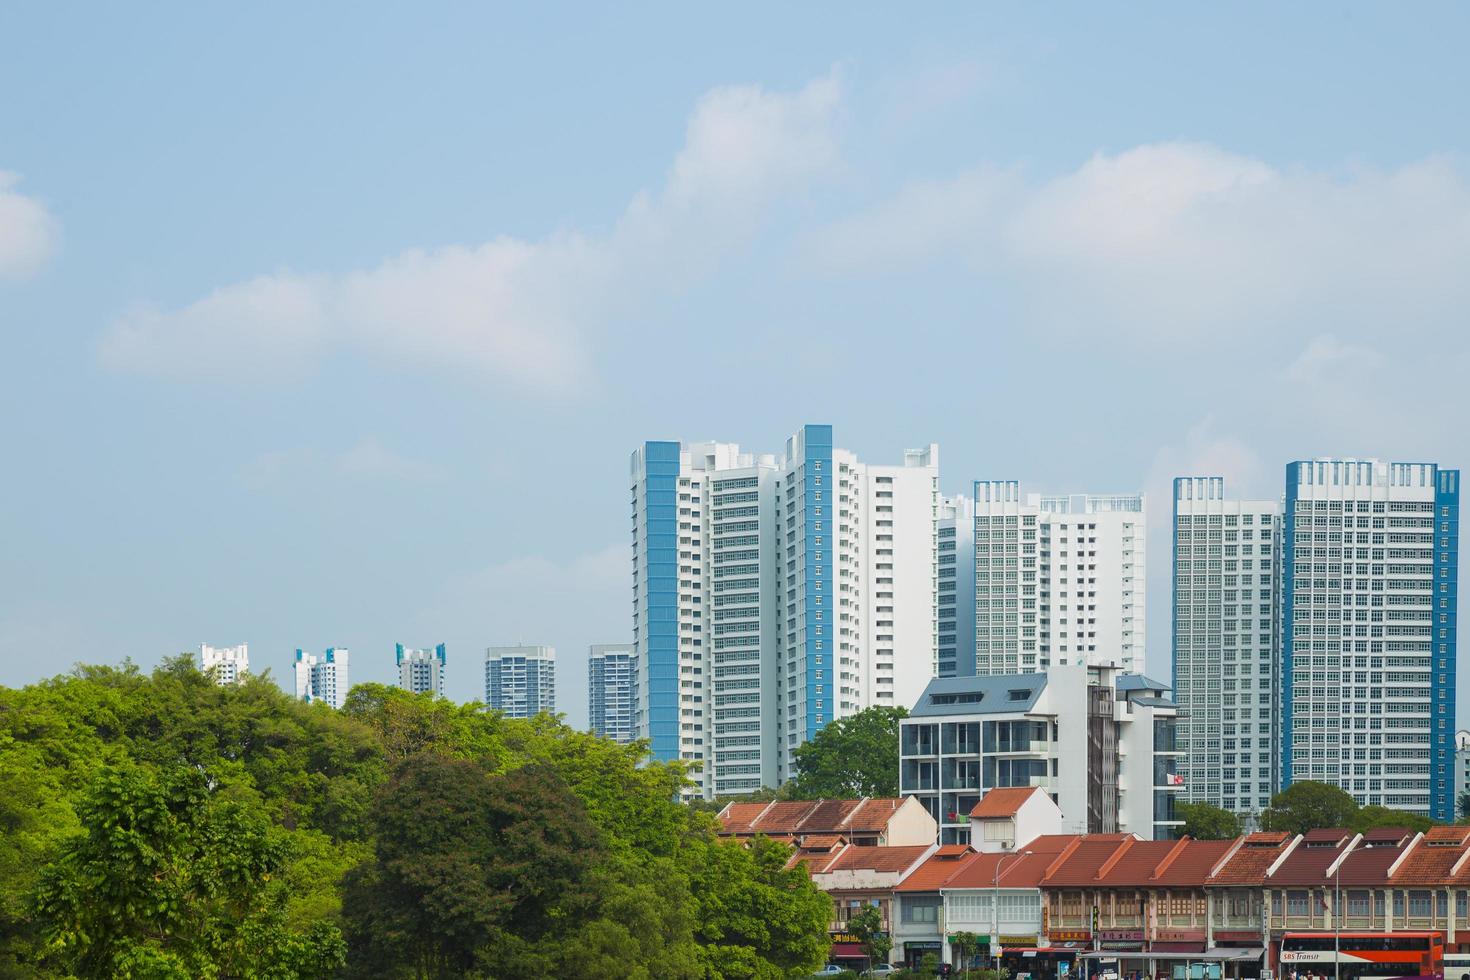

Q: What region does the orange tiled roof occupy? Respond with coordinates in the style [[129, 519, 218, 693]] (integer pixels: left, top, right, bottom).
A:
[[846, 798, 907, 832], [1210, 833, 1294, 886], [1041, 835, 1138, 886], [820, 844, 932, 875], [970, 787, 1046, 818], [719, 801, 772, 834], [1391, 833, 1468, 886], [946, 835, 1094, 889], [1151, 839, 1238, 885], [788, 842, 848, 874], [896, 847, 979, 892], [802, 834, 843, 851]]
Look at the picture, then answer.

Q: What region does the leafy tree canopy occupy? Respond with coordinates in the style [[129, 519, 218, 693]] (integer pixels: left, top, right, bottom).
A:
[[0, 661, 835, 979], [786, 706, 907, 800], [1177, 801, 1243, 840], [1261, 781, 1365, 835]]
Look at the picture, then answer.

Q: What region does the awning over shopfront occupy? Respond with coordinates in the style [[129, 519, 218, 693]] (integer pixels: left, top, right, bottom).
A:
[[830, 943, 866, 957], [1080, 949, 1264, 962]]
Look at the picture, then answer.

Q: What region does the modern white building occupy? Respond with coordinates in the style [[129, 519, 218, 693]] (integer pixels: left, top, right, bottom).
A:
[[899, 664, 1183, 843], [294, 647, 349, 709], [938, 495, 977, 678], [396, 643, 445, 696], [485, 645, 556, 718], [972, 483, 1146, 675], [630, 424, 939, 799], [588, 644, 636, 743], [1171, 476, 1282, 817], [200, 643, 248, 685], [1281, 459, 1459, 820]]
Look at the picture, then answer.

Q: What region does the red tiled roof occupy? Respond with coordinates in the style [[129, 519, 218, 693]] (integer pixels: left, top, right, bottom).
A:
[[719, 798, 913, 838], [1391, 834, 1466, 886], [802, 834, 843, 851], [820, 845, 932, 875], [1268, 830, 1353, 886], [1041, 835, 1138, 886], [1337, 836, 1411, 886], [719, 801, 771, 834], [754, 801, 828, 833], [970, 787, 1045, 818], [1210, 833, 1295, 886], [946, 835, 1096, 889], [789, 843, 847, 874], [896, 847, 980, 892], [846, 798, 907, 832], [1152, 839, 1237, 885]]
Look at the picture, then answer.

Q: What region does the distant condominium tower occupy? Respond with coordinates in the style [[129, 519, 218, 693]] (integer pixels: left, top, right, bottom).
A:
[[485, 645, 556, 718], [1172, 477, 1282, 816], [937, 495, 977, 677], [295, 648, 349, 709], [1282, 459, 1459, 821], [630, 424, 938, 799], [396, 643, 446, 696], [587, 644, 636, 743], [200, 643, 249, 685], [972, 483, 1146, 675]]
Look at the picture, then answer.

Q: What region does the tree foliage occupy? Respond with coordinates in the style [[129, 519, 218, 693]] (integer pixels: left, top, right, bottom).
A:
[[0, 662, 835, 979], [786, 706, 907, 800], [1261, 781, 1368, 834], [1350, 805, 1434, 835], [1177, 801, 1243, 840]]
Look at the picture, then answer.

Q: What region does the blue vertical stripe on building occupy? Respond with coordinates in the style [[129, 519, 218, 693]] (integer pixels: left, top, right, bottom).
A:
[[643, 440, 682, 762], [1433, 468, 1459, 822], [802, 424, 833, 745], [1281, 462, 1300, 788]]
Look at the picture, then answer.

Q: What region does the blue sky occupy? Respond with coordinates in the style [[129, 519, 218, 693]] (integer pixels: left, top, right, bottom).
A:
[[2, 4, 1468, 727]]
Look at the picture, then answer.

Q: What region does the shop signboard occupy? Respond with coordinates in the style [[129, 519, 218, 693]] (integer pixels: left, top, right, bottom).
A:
[[1049, 930, 1092, 942], [1097, 930, 1145, 942]]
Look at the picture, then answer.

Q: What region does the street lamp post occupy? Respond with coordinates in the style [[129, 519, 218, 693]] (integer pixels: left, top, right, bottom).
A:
[[993, 850, 1034, 975]]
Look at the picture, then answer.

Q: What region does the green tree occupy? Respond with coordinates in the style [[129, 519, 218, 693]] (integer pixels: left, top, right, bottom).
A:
[[32, 760, 343, 979], [1349, 805, 1435, 835], [1177, 801, 1243, 840], [848, 904, 892, 972], [786, 706, 907, 799], [1457, 790, 1470, 823], [685, 835, 833, 979], [343, 755, 605, 978], [1260, 781, 1359, 834], [951, 930, 982, 977]]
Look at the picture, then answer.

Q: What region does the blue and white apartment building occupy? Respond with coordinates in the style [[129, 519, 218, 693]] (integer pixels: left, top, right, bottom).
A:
[[1173, 459, 1460, 823], [1281, 459, 1458, 820], [484, 645, 555, 719], [630, 424, 939, 799], [588, 644, 637, 743]]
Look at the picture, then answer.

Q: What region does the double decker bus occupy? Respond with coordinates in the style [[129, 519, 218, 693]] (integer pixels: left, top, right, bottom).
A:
[[1279, 932, 1444, 980]]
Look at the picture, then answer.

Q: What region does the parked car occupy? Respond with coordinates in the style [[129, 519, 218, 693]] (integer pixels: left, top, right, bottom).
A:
[[863, 966, 898, 977], [811, 967, 848, 978]]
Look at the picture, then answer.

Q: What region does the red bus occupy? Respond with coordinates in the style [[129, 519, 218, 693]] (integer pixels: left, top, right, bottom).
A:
[[1280, 932, 1444, 980]]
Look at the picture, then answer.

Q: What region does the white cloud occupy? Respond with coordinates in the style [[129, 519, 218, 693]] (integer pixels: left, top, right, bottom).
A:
[[1284, 334, 1383, 385], [100, 75, 842, 387], [804, 167, 1017, 270], [1143, 416, 1269, 551], [816, 143, 1470, 340], [0, 171, 60, 282]]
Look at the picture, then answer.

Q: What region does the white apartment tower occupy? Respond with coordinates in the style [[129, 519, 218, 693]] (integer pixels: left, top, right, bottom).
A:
[[200, 643, 248, 685], [1171, 477, 1281, 816], [631, 424, 938, 799], [1282, 459, 1459, 821], [295, 647, 349, 709], [938, 495, 977, 677], [485, 645, 556, 718], [396, 643, 445, 696], [588, 644, 637, 743], [972, 483, 1146, 675]]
